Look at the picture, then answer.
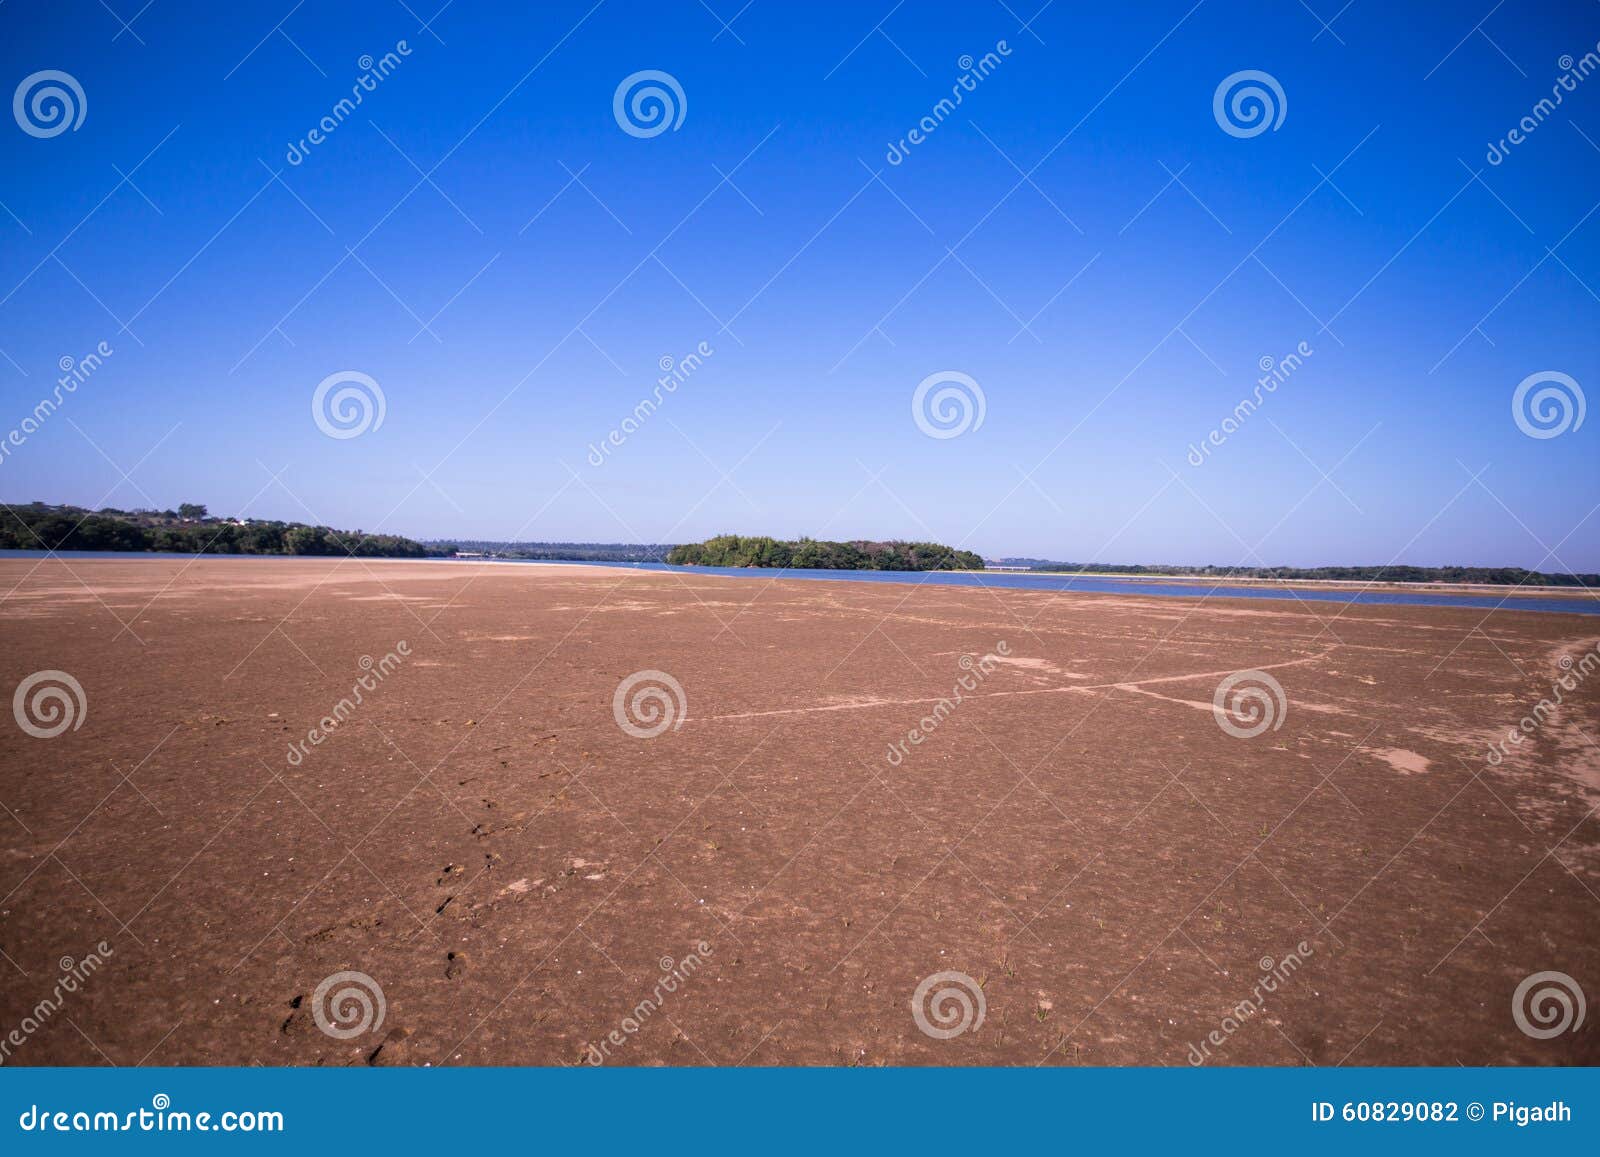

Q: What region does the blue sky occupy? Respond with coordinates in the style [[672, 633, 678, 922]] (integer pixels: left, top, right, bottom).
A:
[[1, 0, 1597, 569]]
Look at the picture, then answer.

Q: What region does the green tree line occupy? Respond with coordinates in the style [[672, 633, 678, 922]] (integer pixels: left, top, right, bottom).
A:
[[0, 503, 428, 558], [666, 534, 984, 571]]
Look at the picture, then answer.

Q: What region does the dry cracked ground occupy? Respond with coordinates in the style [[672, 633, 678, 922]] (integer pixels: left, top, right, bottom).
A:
[[1, 557, 1597, 1066]]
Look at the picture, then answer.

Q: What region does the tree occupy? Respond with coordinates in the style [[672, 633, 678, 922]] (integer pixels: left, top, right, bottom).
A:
[[666, 535, 981, 572], [177, 503, 208, 520]]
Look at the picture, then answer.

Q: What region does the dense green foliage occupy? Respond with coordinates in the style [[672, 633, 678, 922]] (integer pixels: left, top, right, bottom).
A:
[[1027, 561, 1600, 587], [666, 534, 984, 571], [0, 503, 429, 557]]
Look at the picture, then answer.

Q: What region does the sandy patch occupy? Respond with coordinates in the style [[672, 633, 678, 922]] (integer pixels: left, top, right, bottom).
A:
[[1374, 748, 1431, 775]]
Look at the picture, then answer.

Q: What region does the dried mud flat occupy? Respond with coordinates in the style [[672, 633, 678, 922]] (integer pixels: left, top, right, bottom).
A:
[[1, 557, 1597, 1067]]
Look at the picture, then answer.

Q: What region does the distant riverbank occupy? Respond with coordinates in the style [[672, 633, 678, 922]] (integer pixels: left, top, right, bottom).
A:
[[990, 569, 1598, 600], [10, 551, 1595, 615]]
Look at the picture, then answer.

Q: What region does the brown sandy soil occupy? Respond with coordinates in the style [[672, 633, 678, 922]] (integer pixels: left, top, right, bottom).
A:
[[1, 557, 1597, 1067]]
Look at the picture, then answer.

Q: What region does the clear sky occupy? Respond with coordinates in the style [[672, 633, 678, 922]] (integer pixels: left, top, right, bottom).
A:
[[1, 0, 1597, 570]]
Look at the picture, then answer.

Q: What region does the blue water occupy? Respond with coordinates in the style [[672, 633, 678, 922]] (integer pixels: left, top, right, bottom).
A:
[[550, 560, 1600, 615], [9, 549, 1593, 615]]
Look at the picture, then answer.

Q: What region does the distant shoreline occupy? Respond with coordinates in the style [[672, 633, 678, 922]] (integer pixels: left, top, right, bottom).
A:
[[979, 569, 1599, 600], [8, 550, 1596, 613]]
